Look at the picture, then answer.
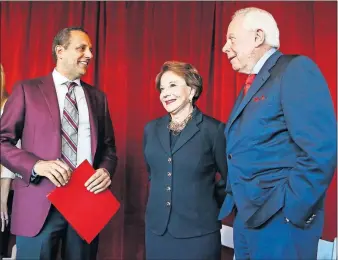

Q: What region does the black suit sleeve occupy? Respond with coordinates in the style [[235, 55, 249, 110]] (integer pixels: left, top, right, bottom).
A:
[[97, 95, 118, 177], [143, 123, 151, 181], [212, 122, 228, 207]]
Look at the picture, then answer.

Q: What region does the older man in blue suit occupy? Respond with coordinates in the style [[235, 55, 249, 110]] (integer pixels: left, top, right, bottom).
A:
[[218, 7, 337, 259]]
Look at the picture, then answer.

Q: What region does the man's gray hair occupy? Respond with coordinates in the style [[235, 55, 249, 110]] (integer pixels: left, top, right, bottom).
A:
[[232, 7, 280, 49]]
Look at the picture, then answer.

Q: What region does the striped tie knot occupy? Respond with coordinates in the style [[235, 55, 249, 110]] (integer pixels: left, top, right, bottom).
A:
[[65, 81, 77, 93]]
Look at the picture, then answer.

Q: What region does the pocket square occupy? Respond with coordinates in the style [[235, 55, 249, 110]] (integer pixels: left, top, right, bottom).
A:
[[253, 95, 266, 102]]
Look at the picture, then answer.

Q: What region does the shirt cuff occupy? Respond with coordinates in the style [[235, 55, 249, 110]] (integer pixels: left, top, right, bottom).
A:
[[1, 166, 16, 179]]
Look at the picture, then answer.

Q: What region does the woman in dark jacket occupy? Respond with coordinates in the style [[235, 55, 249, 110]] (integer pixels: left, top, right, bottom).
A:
[[143, 61, 228, 259]]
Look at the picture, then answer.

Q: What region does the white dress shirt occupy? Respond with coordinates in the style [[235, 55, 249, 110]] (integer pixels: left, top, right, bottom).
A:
[[52, 69, 92, 166]]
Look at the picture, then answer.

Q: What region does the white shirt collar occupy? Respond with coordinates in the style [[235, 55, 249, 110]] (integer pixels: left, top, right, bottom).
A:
[[252, 48, 277, 74], [52, 69, 82, 87]]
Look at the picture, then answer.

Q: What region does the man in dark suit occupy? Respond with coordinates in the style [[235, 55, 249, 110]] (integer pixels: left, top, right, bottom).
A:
[[0, 27, 117, 260], [218, 7, 337, 259]]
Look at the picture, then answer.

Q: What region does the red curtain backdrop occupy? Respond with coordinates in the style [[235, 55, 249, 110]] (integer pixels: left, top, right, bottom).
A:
[[1, 1, 336, 259]]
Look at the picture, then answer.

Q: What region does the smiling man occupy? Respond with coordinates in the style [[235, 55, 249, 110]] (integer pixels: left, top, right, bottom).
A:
[[218, 7, 337, 260], [0, 27, 117, 260]]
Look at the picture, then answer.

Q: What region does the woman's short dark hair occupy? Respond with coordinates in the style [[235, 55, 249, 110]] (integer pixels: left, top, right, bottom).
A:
[[155, 61, 203, 105], [52, 27, 88, 61]]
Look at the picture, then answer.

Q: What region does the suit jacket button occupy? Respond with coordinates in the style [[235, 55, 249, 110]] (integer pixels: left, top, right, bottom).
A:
[[168, 157, 172, 163], [166, 201, 171, 207], [166, 186, 171, 191], [167, 172, 172, 177], [228, 154, 232, 160]]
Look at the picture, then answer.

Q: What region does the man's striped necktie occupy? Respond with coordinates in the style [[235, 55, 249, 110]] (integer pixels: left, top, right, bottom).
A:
[[61, 81, 79, 169]]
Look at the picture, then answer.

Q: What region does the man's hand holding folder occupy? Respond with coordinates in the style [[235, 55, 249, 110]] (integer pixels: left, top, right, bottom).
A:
[[85, 167, 111, 194], [47, 160, 120, 243]]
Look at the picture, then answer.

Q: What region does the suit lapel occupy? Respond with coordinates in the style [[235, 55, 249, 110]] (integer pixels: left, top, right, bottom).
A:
[[227, 51, 283, 130], [225, 89, 244, 134], [82, 82, 98, 161], [38, 74, 61, 133], [156, 115, 171, 156], [171, 108, 202, 154]]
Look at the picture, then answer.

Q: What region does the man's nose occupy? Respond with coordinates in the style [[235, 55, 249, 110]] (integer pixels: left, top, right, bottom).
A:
[[86, 49, 93, 59], [222, 41, 230, 53]]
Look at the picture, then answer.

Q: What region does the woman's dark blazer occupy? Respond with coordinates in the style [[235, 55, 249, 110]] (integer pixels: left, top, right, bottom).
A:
[[143, 108, 227, 238]]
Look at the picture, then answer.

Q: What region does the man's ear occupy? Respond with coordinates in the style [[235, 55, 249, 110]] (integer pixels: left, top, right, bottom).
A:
[[55, 45, 65, 60], [254, 29, 265, 47]]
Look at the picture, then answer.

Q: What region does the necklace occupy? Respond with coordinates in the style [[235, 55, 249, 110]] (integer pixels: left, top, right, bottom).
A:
[[168, 111, 193, 136]]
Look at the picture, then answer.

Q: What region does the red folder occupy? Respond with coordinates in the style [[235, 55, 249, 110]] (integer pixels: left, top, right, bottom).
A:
[[47, 160, 120, 243]]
